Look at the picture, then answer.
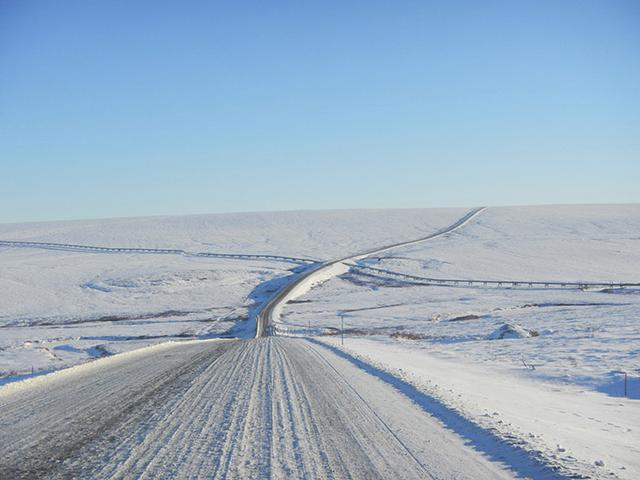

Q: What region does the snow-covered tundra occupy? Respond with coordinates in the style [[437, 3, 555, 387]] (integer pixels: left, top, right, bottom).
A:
[[1, 204, 638, 479]]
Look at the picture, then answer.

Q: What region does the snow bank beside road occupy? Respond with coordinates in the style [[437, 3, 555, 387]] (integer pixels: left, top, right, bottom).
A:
[[320, 337, 640, 480], [0, 338, 229, 397]]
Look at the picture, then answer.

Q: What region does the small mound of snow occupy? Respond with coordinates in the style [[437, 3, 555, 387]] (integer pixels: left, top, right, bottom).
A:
[[486, 323, 539, 340]]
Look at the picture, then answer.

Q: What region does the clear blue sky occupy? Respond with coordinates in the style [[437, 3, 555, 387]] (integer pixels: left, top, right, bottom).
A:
[[1, 1, 638, 223]]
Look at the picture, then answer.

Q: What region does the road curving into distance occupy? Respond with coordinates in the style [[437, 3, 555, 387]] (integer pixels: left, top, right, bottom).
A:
[[255, 207, 486, 337], [2, 206, 558, 479]]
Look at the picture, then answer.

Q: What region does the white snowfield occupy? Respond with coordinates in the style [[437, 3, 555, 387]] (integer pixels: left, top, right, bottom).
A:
[[0, 208, 466, 376], [280, 205, 640, 479], [1, 204, 639, 479]]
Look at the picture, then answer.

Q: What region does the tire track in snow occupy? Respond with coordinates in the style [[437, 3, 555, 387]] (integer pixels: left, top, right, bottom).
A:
[[0, 337, 517, 479]]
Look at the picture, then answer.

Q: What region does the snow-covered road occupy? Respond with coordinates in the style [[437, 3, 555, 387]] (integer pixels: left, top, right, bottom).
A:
[[0, 337, 526, 479], [256, 207, 486, 336], [5, 206, 627, 478]]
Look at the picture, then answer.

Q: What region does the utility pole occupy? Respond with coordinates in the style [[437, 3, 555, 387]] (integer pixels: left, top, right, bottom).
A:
[[339, 312, 345, 346]]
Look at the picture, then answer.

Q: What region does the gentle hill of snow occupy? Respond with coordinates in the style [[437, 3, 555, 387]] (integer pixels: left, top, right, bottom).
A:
[[1, 204, 638, 479]]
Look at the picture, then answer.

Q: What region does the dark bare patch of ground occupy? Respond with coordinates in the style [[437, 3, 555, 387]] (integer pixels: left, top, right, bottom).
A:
[[389, 331, 433, 340], [2, 307, 232, 328], [447, 314, 482, 322], [319, 325, 408, 336]]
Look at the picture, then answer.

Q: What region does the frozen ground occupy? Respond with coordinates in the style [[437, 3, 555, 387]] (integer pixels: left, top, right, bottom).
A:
[[364, 205, 640, 282], [0, 208, 467, 258], [278, 204, 640, 479], [0, 208, 465, 378], [1, 204, 638, 479], [280, 280, 640, 398], [279, 205, 640, 398], [0, 251, 295, 377]]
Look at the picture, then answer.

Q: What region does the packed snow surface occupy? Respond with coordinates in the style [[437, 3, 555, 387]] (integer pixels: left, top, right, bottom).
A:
[[1, 204, 639, 479], [0, 337, 522, 479]]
